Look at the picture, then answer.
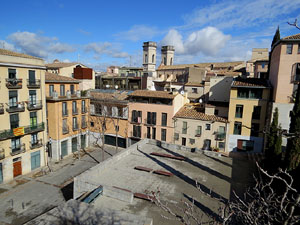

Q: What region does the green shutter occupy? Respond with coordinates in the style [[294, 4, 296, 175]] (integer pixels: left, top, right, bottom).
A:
[[31, 151, 40, 170], [61, 140, 68, 158]]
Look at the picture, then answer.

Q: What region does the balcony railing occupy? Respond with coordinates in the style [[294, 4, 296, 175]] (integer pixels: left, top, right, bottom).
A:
[[216, 132, 226, 140], [63, 126, 69, 134], [27, 100, 43, 111], [72, 108, 78, 115], [6, 78, 22, 89], [24, 122, 45, 134], [30, 139, 43, 149], [81, 122, 87, 129], [0, 124, 43, 141], [0, 148, 4, 160], [0, 104, 4, 114], [27, 79, 41, 88], [10, 143, 26, 156], [73, 123, 79, 131], [6, 104, 25, 113]]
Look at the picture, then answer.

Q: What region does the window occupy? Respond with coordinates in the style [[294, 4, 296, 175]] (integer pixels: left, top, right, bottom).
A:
[[235, 105, 243, 118], [152, 54, 155, 63], [72, 101, 77, 114], [261, 63, 265, 69], [133, 125, 141, 138], [31, 133, 38, 145], [251, 123, 260, 137], [152, 127, 156, 139], [62, 119, 68, 133], [9, 91, 18, 108], [286, 44, 293, 54], [62, 102, 68, 116], [161, 113, 167, 126], [182, 137, 186, 146], [237, 88, 249, 98], [161, 129, 166, 141], [237, 88, 262, 99], [252, 106, 261, 120], [237, 139, 254, 151], [205, 124, 211, 130], [115, 125, 119, 132], [60, 85, 65, 96], [81, 115, 87, 128], [8, 68, 16, 79], [70, 85, 75, 95], [163, 57, 167, 65], [195, 126, 202, 136], [132, 110, 142, 123], [234, 122, 242, 135], [147, 112, 156, 125], [182, 121, 187, 134], [215, 109, 219, 116], [49, 85, 54, 97], [28, 70, 35, 84], [90, 121, 94, 127], [10, 114, 19, 129], [145, 54, 148, 63], [82, 100, 86, 113], [29, 90, 37, 105], [192, 88, 198, 93], [170, 57, 173, 65], [218, 142, 225, 149], [95, 104, 102, 115], [189, 138, 195, 145], [174, 133, 179, 140], [73, 117, 78, 130], [11, 138, 21, 152], [30, 112, 37, 127], [147, 127, 151, 138]]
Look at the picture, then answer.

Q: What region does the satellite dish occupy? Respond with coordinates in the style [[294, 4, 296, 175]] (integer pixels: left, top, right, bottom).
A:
[[199, 99, 203, 103], [180, 90, 185, 95]]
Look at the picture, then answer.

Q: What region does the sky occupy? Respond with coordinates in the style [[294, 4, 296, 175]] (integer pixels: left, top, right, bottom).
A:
[[1, 0, 300, 71]]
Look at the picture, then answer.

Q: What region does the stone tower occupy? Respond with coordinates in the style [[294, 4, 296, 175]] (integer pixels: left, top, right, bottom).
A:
[[143, 41, 157, 72], [161, 45, 175, 66]]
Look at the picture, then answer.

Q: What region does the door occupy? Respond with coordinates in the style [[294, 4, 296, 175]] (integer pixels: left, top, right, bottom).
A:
[[182, 137, 186, 146], [203, 139, 211, 150], [29, 70, 36, 85], [13, 158, 22, 177], [72, 137, 78, 152], [61, 140, 68, 158], [81, 134, 86, 149], [0, 163, 3, 184], [31, 151, 40, 170]]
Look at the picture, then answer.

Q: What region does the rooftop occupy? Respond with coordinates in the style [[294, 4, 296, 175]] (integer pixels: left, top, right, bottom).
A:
[[0, 48, 42, 60], [282, 33, 300, 40], [129, 90, 176, 99], [232, 77, 270, 88], [157, 61, 244, 70], [45, 72, 80, 83], [174, 103, 228, 123], [90, 90, 130, 101]]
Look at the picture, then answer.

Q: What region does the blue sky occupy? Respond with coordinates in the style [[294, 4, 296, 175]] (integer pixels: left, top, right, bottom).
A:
[[1, 0, 300, 71]]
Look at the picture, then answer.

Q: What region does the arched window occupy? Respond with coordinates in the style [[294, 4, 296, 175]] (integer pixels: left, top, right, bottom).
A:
[[152, 54, 155, 63], [170, 57, 173, 65], [145, 54, 148, 63], [164, 57, 167, 65]]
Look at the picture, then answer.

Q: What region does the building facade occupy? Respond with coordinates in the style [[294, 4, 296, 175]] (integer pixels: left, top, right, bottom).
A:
[[46, 72, 90, 161], [0, 49, 47, 183]]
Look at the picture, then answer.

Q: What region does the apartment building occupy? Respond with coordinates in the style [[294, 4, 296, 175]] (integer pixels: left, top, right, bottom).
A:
[[173, 104, 228, 151], [128, 90, 189, 145], [89, 90, 129, 148], [46, 60, 95, 90], [268, 33, 300, 131], [45, 72, 89, 161], [227, 77, 271, 152], [0, 49, 47, 183]]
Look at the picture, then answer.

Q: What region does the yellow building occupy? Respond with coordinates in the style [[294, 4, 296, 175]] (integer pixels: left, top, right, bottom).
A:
[[227, 77, 271, 152], [46, 72, 89, 161], [0, 49, 47, 183]]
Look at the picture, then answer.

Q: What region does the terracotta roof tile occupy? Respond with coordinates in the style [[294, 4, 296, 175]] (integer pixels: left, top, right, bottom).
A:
[[129, 90, 176, 99], [45, 72, 80, 83], [46, 62, 78, 68], [283, 33, 300, 40], [174, 104, 228, 123], [0, 48, 42, 60], [90, 90, 129, 101], [232, 77, 270, 88], [157, 61, 244, 70]]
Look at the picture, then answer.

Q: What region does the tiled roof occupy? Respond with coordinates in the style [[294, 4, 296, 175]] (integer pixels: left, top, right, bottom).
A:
[[45, 72, 80, 83], [157, 61, 244, 70], [0, 48, 42, 60], [232, 77, 270, 88], [129, 90, 176, 99], [174, 104, 228, 123], [283, 33, 300, 40], [90, 90, 129, 101], [46, 61, 86, 68], [185, 82, 204, 87]]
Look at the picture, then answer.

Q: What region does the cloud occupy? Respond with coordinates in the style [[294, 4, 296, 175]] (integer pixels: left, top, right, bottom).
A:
[[0, 40, 15, 51], [115, 25, 160, 41], [8, 31, 75, 58], [84, 42, 129, 58], [160, 27, 230, 56], [182, 0, 300, 30]]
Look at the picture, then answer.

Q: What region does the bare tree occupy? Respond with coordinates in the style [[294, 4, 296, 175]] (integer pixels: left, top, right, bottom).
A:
[[150, 163, 300, 225], [287, 19, 300, 30]]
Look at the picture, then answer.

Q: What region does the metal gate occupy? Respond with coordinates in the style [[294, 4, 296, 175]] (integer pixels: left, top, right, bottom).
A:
[[61, 140, 68, 158], [31, 151, 41, 170]]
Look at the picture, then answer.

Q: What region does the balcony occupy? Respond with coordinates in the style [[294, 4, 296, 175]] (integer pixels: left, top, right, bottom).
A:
[[6, 78, 22, 89], [10, 143, 26, 156], [81, 122, 87, 129], [0, 148, 4, 160], [216, 132, 226, 140], [0, 104, 4, 114], [6, 103, 25, 113], [72, 108, 78, 115], [27, 100, 43, 111], [27, 79, 41, 88], [30, 139, 43, 149], [63, 126, 69, 134], [73, 123, 79, 131]]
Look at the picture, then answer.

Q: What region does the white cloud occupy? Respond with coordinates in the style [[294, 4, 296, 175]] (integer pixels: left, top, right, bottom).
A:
[[84, 42, 129, 59], [115, 25, 160, 41], [160, 27, 230, 56], [0, 40, 15, 51], [7, 31, 75, 58]]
